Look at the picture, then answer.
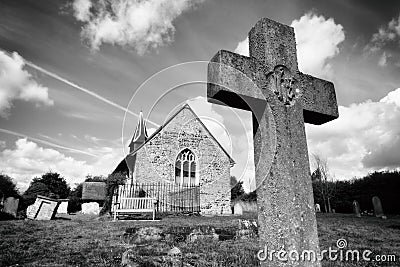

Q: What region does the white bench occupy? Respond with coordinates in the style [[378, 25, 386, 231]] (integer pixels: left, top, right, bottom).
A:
[[113, 197, 156, 221]]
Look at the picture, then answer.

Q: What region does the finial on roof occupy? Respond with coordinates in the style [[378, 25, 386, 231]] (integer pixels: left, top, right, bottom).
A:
[[129, 110, 148, 148]]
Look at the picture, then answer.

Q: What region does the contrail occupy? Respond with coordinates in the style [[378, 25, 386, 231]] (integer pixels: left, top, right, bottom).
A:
[[0, 49, 160, 127], [0, 128, 99, 158], [26, 61, 160, 127]]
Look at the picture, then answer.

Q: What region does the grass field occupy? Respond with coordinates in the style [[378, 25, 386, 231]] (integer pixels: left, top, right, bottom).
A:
[[0, 213, 399, 266]]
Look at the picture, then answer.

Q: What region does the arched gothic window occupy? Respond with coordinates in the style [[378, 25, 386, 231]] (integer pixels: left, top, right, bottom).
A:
[[175, 149, 197, 186]]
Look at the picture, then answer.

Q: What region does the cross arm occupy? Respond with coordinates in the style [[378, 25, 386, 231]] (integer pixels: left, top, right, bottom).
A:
[[207, 50, 267, 114], [299, 73, 339, 125]]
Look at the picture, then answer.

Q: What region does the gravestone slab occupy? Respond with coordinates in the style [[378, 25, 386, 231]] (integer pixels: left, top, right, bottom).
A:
[[3, 197, 19, 217], [207, 17, 338, 267], [26, 195, 60, 220], [372, 196, 384, 218], [315, 204, 321, 213], [57, 199, 69, 214], [233, 202, 243, 215], [352, 200, 361, 218], [82, 202, 100, 215], [82, 182, 106, 201]]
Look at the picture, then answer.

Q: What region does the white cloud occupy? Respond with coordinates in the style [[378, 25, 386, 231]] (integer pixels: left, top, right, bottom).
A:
[[0, 51, 53, 117], [378, 52, 388, 67], [306, 88, 400, 179], [0, 138, 124, 192], [87, 145, 125, 176], [73, 0, 92, 22], [233, 12, 345, 80], [231, 125, 254, 192], [365, 13, 400, 65], [369, 14, 400, 50], [71, 0, 204, 54], [291, 12, 345, 79], [234, 37, 249, 56], [0, 139, 90, 191]]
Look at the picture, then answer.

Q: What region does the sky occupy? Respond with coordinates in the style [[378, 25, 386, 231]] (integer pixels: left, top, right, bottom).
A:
[[0, 0, 400, 192]]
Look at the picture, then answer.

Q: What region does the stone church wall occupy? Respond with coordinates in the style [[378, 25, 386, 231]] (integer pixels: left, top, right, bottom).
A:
[[134, 106, 231, 215]]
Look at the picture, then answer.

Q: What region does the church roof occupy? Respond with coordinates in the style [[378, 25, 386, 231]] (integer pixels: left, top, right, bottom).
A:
[[128, 104, 235, 165], [112, 104, 235, 175]]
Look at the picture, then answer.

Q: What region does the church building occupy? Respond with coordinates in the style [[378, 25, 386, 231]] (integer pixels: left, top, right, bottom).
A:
[[113, 104, 235, 215]]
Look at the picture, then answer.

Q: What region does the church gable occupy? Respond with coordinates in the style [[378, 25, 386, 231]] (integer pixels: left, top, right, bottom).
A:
[[134, 104, 232, 183], [132, 104, 232, 214]]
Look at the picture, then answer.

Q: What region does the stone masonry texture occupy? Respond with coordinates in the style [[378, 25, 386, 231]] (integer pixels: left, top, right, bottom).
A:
[[134, 105, 232, 215]]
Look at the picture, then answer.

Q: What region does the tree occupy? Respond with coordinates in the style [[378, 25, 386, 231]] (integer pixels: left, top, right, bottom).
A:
[[0, 174, 19, 198], [31, 171, 70, 199], [311, 154, 335, 213], [22, 171, 71, 209], [68, 183, 83, 213], [241, 190, 257, 202], [21, 182, 51, 210], [231, 176, 245, 201], [84, 174, 106, 182], [100, 172, 127, 215]]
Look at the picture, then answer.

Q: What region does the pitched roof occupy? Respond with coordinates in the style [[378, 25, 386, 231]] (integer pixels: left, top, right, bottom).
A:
[[128, 104, 235, 165]]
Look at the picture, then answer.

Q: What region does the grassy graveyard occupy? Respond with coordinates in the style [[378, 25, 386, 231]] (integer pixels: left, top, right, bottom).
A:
[[0, 213, 399, 267]]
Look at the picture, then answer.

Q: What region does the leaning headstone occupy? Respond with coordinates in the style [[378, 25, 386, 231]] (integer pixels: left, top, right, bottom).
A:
[[26, 195, 60, 220], [82, 182, 107, 201], [372, 196, 384, 218], [57, 199, 69, 214], [352, 200, 361, 218], [315, 204, 321, 213], [207, 17, 339, 266], [3, 197, 19, 217], [82, 202, 100, 215], [233, 202, 243, 215]]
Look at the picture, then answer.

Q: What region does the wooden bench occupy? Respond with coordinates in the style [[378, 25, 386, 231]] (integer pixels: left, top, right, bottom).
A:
[[113, 197, 156, 221]]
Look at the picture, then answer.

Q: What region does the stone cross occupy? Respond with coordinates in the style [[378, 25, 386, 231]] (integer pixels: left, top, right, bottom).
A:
[[372, 196, 384, 218], [207, 18, 338, 267], [352, 200, 361, 218]]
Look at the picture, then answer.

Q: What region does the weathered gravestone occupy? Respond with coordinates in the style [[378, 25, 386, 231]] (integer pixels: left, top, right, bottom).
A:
[[82, 202, 100, 215], [3, 197, 19, 217], [57, 199, 69, 214], [352, 200, 361, 218], [207, 18, 338, 266], [315, 203, 321, 213], [82, 182, 106, 215], [372, 196, 384, 218], [26, 195, 60, 220], [82, 182, 106, 201], [233, 202, 243, 215]]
